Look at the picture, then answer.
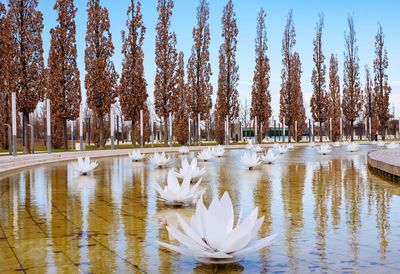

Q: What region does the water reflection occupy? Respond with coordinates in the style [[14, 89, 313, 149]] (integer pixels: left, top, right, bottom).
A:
[[1, 147, 400, 273]]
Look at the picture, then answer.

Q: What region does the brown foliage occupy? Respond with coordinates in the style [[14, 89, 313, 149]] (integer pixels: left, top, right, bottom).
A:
[[119, 0, 148, 145], [251, 8, 271, 143], [154, 0, 177, 146], [215, 0, 239, 144], [47, 0, 81, 150], [310, 15, 328, 141], [328, 54, 342, 141], [9, 0, 45, 153], [342, 16, 362, 140], [373, 24, 391, 139], [85, 0, 118, 149]]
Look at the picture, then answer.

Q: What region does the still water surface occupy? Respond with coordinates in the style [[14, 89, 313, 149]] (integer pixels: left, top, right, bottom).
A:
[[1, 146, 400, 273]]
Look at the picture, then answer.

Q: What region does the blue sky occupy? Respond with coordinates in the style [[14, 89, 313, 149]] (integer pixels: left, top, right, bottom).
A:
[[38, 0, 400, 118]]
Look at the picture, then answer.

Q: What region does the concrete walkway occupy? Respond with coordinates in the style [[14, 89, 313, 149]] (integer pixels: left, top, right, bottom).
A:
[[368, 148, 400, 180]]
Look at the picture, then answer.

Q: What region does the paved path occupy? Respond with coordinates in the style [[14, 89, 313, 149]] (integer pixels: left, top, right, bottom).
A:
[[368, 148, 400, 179]]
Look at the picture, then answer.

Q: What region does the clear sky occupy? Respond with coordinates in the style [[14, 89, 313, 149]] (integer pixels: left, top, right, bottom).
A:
[[37, 0, 400, 119]]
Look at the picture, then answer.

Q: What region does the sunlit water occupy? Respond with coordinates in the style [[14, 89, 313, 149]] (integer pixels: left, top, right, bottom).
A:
[[1, 146, 400, 273]]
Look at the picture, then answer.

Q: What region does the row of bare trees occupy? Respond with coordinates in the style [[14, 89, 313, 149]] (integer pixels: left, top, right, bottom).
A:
[[0, 0, 395, 152]]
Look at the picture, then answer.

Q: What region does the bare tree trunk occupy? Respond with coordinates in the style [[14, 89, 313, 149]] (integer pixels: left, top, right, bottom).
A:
[[350, 120, 354, 141], [163, 118, 168, 146], [63, 118, 68, 151], [131, 119, 136, 146], [23, 112, 30, 154], [99, 113, 104, 149]]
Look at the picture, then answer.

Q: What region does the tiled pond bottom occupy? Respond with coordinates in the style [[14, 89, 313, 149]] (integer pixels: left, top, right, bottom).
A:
[[1, 146, 400, 273]]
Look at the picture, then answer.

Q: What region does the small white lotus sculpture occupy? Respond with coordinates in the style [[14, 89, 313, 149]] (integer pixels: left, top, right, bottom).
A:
[[260, 150, 278, 164], [197, 148, 214, 162], [346, 143, 359, 152], [333, 142, 341, 148], [377, 141, 386, 147], [309, 142, 316, 148], [287, 143, 295, 150], [213, 145, 225, 157], [276, 145, 288, 154], [175, 158, 206, 181], [252, 144, 264, 153], [241, 151, 261, 170], [178, 146, 190, 154], [246, 143, 254, 150], [317, 144, 332, 155], [386, 142, 400, 149], [342, 141, 349, 146], [149, 152, 173, 168], [73, 156, 98, 175], [158, 192, 277, 264], [370, 140, 377, 145], [129, 149, 145, 161], [154, 169, 205, 206]]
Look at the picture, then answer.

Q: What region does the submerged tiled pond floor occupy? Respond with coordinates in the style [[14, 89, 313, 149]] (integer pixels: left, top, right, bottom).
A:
[[1, 146, 400, 273]]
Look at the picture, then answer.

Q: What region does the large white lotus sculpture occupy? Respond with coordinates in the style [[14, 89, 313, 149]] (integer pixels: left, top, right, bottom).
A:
[[175, 158, 206, 181], [197, 148, 214, 162], [158, 192, 277, 264], [386, 142, 400, 149], [213, 145, 225, 157], [241, 151, 261, 170], [154, 169, 205, 206], [276, 145, 288, 154], [346, 143, 359, 152], [260, 150, 278, 164], [149, 152, 173, 168], [129, 149, 145, 162], [73, 156, 98, 175], [377, 141, 386, 147], [317, 144, 332, 155], [178, 146, 190, 154]]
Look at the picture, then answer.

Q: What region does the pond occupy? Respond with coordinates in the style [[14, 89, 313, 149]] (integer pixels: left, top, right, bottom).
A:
[[1, 146, 400, 273]]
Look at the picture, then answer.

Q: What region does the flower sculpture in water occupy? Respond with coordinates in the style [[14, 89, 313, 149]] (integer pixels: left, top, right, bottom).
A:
[[276, 145, 288, 154], [178, 146, 190, 154], [73, 156, 98, 175], [346, 143, 359, 152], [309, 142, 316, 148], [158, 192, 277, 264], [241, 151, 261, 170], [377, 141, 386, 147], [175, 158, 206, 181], [246, 143, 254, 150], [154, 169, 205, 206], [129, 150, 145, 161], [287, 144, 295, 150], [252, 144, 264, 153], [149, 152, 173, 168], [213, 145, 225, 157], [197, 148, 214, 162], [260, 150, 278, 164], [317, 144, 332, 155], [370, 140, 377, 145], [333, 142, 341, 148], [386, 142, 400, 149]]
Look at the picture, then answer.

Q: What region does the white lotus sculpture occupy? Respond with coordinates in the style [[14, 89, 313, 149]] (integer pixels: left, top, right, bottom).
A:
[[197, 148, 214, 162], [333, 142, 341, 148], [272, 143, 280, 149], [276, 145, 288, 154], [260, 150, 278, 164], [346, 143, 359, 152], [73, 156, 98, 175], [129, 149, 145, 161], [377, 141, 386, 147], [241, 151, 261, 170], [252, 144, 264, 153], [287, 143, 295, 150], [175, 158, 206, 181], [342, 141, 349, 146], [246, 143, 254, 150], [213, 145, 225, 157], [178, 146, 190, 154], [386, 142, 399, 149], [317, 144, 332, 155], [309, 142, 316, 148], [154, 169, 205, 206], [370, 140, 377, 145], [158, 192, 277, 263], [149, 152, 173, 168]]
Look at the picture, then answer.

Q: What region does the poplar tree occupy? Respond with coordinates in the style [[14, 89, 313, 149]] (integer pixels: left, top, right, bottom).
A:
[[174, 52, 189, 145], [310, 15, 328, 142], [364, 66, 378, 139], [187, 0, 212, 144], [373, 24, 391, 140], [342, 16, 362, 141], [47, 0, 81, 150], [154, 0, 177, 146], [85, 0, 118, 149], [9, 0, 45, 153], [215, 0, 239, 144], [328, 54, 342, 141], [291, 52, 307, 141]]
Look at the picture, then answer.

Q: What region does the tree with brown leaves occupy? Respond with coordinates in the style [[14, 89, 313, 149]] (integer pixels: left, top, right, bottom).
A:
[[328, 54, 342, 141], [373, 24, 391, 140], [0, 3, 12, 150], [310, 15, 328, 142], [187, 0, 213, 144], [47, 0, 81, 150], [251, 8, 271, 143], [154, 0, 177, 146], [85, 0, 118, 149], [215, 0, 239, 144], [9, 0, 44, 153], [119, 0, 148, 146], [364, 65, 378, 140], [342, 16, 362, 141], [173, 52, 189, 145]]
